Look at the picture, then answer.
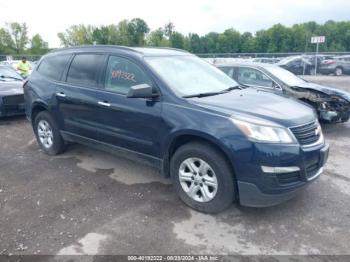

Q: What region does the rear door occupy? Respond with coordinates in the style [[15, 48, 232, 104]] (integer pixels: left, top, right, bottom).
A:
[[95, 55, 162, 158], [55, 53, 105, 140]]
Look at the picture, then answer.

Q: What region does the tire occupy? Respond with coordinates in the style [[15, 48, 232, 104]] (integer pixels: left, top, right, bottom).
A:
[[170, 142, 235, 213], [335, 67, 343, 76], [34, 111, 66, 155], [341, 115, 349, 123]]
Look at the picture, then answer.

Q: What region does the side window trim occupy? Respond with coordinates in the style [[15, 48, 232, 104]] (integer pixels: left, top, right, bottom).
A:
[[232, 67, 239, 81], [60, 54, 74, 82]]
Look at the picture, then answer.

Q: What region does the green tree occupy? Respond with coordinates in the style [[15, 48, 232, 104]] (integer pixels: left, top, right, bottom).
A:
[[0, 22, 29, 54], [240, 32, 255, 53], [92, 26, 111, 44], [218, 29, 241, 53], [147, 28, 169, 47], [28, 34, 49, 55], [58, 24, 95, 46], [54, 19, 350, 53], [169, 32, 185, 49], [187, 33, 203, 53], [202, 32, 220, 53], [128, 18, 150, 46], [164, 22, 175, 38]]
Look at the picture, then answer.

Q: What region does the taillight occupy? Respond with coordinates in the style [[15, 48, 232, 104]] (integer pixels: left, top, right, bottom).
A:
[[322, 60, 336, 65]]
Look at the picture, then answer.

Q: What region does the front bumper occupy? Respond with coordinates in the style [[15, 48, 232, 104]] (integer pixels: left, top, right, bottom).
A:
[[238, 166, 325, 207], [0, 103, 25, 117], [225, 138, 329, 207]]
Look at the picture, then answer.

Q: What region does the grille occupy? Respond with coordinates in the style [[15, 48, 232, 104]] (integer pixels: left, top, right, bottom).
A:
[[2, 94, 24, 105], [277, 171, 300, 185], [290, 121, 320, 146]]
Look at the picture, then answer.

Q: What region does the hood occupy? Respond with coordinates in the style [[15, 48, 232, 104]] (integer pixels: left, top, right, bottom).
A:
[[188, 88, 316, 127], [294, 82, 350, 102], [0, 81, 24, 96]]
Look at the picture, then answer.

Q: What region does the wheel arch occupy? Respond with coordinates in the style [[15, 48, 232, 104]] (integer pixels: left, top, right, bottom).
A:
[[162, 132, 236, 179], [31, 102, 49, 124]]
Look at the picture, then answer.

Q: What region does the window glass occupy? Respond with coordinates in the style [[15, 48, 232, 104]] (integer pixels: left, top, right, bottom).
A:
[[67, 54, 103, 86], [145, 56, 238, 97], [38, 54, 71, 81], [104, 56, 152, 94], [219, 67, 234, 78], [238, 67, 274, 88], [265, 66, 306, 86], [292, 59, 302, 65]]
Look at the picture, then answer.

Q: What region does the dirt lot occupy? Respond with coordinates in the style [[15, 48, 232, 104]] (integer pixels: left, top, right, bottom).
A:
[[0, 76, 350, 257]]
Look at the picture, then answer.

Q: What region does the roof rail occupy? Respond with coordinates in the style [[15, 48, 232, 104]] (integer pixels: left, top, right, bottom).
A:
[[49, 45, 143, 54], [139, 46, 189, 53]]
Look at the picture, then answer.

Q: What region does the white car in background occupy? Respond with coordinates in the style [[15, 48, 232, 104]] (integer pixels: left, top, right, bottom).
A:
[[0, 60, 33, 76]]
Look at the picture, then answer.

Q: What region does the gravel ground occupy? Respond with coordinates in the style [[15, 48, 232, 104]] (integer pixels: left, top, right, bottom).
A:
[[0, 76, 349, 258]]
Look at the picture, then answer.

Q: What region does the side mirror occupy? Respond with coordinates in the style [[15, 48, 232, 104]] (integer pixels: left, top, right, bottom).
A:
[[126, 84, 158, 99], [272, 82, 281, 90]]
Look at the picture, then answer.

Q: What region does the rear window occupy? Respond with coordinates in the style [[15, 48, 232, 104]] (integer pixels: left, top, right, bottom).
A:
[[66, 54, 104, 87], [37, 54, 71, 81]]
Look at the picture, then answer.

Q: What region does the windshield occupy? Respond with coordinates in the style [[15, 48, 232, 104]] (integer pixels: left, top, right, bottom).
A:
[[265, 66, 306, 86], [277, 56, 297, 65], [145, 55, 238, 97], [0, 67, 23, 81]]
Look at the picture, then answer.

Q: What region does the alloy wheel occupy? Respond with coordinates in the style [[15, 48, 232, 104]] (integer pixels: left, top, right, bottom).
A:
[[178, 157, 218, 202], [37, 120, 54, 149]]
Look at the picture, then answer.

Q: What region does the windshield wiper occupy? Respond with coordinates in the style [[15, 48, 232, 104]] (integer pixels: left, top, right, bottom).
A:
[[183, 85, 241, 98], [0, 75, 23, 81], [221, 85, 242, 92], [238, 83, 249, 88], [183, 91, 226, 98]]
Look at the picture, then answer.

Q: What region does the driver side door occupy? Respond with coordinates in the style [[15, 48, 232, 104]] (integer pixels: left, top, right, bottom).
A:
[[96, 55, 163, 159]]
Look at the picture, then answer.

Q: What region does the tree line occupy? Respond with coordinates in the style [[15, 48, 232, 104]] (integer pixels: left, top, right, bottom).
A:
[[0, 22, 49, 55], [1, 19, 350, 56]]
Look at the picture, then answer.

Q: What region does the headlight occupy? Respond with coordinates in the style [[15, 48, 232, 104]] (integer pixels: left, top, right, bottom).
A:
[[231, 118, 295, 143]]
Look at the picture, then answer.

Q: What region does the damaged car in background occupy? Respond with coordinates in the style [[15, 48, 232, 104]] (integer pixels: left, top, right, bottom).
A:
[[217, 62, 350, 123], [0, 65, 25, 117]]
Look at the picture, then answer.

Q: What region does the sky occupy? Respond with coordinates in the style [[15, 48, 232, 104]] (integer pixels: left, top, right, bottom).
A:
[[0, 0, 349, 47]]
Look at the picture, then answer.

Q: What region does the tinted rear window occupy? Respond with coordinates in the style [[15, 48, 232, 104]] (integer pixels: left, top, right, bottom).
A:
[[66, 54, 104, 87], [37, 54, 71, 81]]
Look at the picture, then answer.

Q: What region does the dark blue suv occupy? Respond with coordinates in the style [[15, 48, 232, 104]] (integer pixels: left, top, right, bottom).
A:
[[24, 46, 329, 213]]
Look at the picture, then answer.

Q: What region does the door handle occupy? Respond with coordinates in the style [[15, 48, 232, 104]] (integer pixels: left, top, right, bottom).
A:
[[56, 92, 66, 97], [98, 101, 111, 107]]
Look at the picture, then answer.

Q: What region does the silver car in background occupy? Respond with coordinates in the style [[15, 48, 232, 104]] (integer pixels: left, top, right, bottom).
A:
[[319, 55, 350, 76]]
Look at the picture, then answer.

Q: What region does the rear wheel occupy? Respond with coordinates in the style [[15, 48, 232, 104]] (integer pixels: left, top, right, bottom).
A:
[[341, 114, 349, 123], [170, 142, 235, 213], [34, 111, 66, 155], [335, 67, 343, 76]]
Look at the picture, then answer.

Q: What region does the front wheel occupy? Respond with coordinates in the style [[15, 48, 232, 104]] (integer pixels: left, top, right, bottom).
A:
[[170, 142, 236, 213], [34, 111, 66, 155]]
